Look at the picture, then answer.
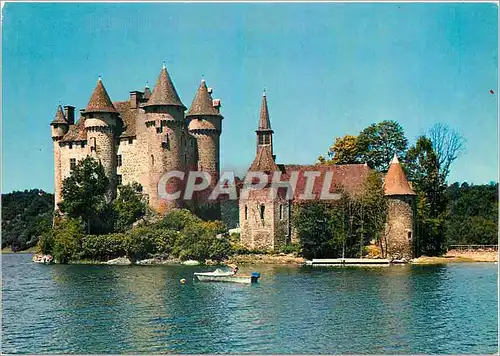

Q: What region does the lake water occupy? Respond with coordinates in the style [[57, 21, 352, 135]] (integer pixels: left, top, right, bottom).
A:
[[2, 253, 498, 354]]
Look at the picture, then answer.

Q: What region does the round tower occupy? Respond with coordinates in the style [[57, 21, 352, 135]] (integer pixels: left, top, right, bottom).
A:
[[142, 65, 187, 214], [383, 154, 417, 259], [82, 77, 119, 201], [50, 105, 70, 209], [186, 79, 223, 220]]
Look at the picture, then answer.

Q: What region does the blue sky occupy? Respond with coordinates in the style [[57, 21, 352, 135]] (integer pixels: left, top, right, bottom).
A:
[[2, 2, 498, 193]]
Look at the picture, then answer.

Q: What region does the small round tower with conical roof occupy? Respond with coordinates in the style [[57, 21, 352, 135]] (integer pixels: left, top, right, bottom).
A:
[[82, 77, 119, 200], [383, 154, 417, 259], [142, 65, 187, 213], [50, 105, 70, 208], [186, 78, 223, 219]]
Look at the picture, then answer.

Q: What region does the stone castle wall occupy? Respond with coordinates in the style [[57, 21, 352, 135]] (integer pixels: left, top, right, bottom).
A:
[[385, 196, 415, 259]]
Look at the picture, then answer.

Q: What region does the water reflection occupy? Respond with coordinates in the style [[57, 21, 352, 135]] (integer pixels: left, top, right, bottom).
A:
[[2, 255, 497, 354]]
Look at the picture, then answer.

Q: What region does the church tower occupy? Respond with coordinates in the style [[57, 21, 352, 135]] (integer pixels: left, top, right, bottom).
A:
[[186, 79, 223, 219], [142, 65, 187, 213], [239, 92, 290, 251], [82, 78, 119, 201], [50, 105, 70, 209], [384, 154, 416, 259]]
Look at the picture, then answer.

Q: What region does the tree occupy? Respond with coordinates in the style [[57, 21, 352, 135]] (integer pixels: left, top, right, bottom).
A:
[[360, 171, 388, 257], [59, 156, 109, 234], [51, 218, 85, 263], [318, 135, 360, 165], [428, 123, 466, 180], [357, 120, 408, 171], [113, 182, 147, 232]]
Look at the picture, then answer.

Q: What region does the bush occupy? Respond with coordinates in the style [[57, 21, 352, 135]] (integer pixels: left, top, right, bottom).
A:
[[52, 218, 85, 263], [80, 233, 127, 261], [278, 242, 302, 255]]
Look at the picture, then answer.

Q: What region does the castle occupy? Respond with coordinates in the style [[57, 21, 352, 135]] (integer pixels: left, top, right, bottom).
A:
[[51, 65, 416, 259], [238, 93, 417, 259], [50, 65, 223, 218]]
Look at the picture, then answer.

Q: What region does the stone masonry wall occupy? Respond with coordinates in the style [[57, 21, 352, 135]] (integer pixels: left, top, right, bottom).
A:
[[239, 188, 277, 251], [385, 196, 415, 259]]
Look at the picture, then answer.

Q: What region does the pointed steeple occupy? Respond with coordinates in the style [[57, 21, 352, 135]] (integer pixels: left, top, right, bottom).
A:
[[186, 78, 221, 117], [85, 78, 117, 114], [257, 90, 272, 131], [384, 154, 416, 196], [144, 66, 185, 109], [144, 81, 152, 99], [51, 104, 68, 125]]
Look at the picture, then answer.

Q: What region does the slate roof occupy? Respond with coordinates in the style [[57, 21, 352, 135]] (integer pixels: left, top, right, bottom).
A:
[[257, 92, 272, 131], [60, 118, 87, 142], [384, 154, 416, 196], [85, 79, 118, 114], [51, 105, 68, 125], [186, 79, 221, 117], [144, 67, 186, 109], [248, 146, 279, 172], [114, 101, 136, 138]]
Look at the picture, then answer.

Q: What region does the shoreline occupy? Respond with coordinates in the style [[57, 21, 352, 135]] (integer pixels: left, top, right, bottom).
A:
[[20, 251, 498, 266]]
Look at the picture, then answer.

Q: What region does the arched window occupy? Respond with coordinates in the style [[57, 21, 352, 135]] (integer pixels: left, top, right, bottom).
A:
[[245, 205, 248, 220], [260, 204, 265, 220], [151, 155, 154, 166], [279, 204, 283, 220]]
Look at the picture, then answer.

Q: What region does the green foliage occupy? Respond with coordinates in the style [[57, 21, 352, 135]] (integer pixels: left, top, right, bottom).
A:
[[2, 189, 54, 251], [51, 218, 85, 264], [278, 242, 302, 255], [80, 233, 127, 261], [319, 135, 361, 165], [357, 120, 408, 172], [113, 183, 147, 232], [445, 182, 498, 245], [59, 157, 109, 234], [293, 175, 388, 259]]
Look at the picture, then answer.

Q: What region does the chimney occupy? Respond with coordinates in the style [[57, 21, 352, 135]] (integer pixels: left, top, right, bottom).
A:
[[129, 91, 143, 109], [213, 99, 221, 113], [64, 105, 75, 125]]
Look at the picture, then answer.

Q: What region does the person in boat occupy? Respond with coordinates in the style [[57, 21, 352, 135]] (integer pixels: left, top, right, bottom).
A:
[[229, 264, 238, 274]]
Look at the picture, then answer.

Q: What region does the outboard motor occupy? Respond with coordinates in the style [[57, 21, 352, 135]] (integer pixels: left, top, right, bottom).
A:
[[251, 272, 261, 283]]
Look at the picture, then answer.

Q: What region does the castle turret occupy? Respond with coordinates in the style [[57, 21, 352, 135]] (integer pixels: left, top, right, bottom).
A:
[[240, 92, 288, 251], [143, 65, 187, 213], [82, 77, 119, 200], [384, 154, 416, 259], [50, 105, 69, 209], [186, 78, 223, 219]]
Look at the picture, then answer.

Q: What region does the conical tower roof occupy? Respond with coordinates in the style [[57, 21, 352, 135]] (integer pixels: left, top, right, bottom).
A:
[[249, 145, 278, 172], [186, 79, 221, 117], [144, 66, 186, 109], [85, 78, 117, 114], [257, 91, 272, 131], [50, 104, 68, 125], [384, 154, 416, 196]]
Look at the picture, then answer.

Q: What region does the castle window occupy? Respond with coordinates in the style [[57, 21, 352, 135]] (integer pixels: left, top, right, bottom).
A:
[[80, 142, 85, 148], [151, 155, 154, 166], [117, 155, 122, 167], [70, 158, 76, 170], [260, 204, 265, 220], [69, 143, 73, 149], [245, 205, 248, 220], [90, 137, 96, 152], [408, 231, 412, 241], [279, 204, 283, 220], [258, 133, 271, 145], [128, 137, 133, 144], [117, 175, 122, 186]]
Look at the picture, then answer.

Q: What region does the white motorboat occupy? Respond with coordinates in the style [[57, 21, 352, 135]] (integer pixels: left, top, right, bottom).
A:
[[194, 269, 260, 284]]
